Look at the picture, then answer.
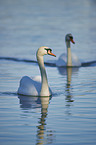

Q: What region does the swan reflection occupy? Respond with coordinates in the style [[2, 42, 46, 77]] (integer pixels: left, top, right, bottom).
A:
[[18, 95, 42, 109], [18, 95, 54, 145], [36, 97, 54, 145], [58, 67, 79, 116], [65, 67, 74, 103], [57, 66, 79, 76]]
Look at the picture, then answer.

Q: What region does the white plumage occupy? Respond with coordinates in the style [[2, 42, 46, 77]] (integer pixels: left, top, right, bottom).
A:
[[17, 46, 56, 96], [56, 34, 81, 67]]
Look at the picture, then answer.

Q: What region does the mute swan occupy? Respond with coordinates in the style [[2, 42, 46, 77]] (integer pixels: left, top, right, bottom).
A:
[[56, 33, 81, 67], [17, 46, 56, 96]]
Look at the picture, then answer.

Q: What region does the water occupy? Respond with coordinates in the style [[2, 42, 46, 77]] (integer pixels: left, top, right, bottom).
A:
[[0, 0, 96, 144]]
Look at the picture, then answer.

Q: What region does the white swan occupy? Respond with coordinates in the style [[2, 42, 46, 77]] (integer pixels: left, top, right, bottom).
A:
[[56, 33, 81, 67], [17, 46, 56, 96]]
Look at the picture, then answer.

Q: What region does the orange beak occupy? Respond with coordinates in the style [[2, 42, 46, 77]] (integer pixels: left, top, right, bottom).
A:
[[48, 50, 56, 57], [70, 38, 75, 44]]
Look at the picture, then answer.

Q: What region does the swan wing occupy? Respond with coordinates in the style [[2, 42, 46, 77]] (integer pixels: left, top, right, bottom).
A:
[[32, 75, 41, 82], [56, 53, 81, 67], [56, 53, 67, 67], [18, 76, 41, 96], [72, 53, 81, 66]]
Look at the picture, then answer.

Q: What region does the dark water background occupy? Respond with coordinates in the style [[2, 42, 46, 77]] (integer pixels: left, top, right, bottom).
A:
[[0, 0, 96, 145]]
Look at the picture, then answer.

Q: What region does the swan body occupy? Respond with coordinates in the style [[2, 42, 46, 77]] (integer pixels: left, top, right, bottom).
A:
[[18, 46, 56, 96], [56, 53, 81, 67], [56, 33, 81, 67]]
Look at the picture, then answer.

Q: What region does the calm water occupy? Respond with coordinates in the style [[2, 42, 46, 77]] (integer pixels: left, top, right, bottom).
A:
[[0, 0, 96, 145]]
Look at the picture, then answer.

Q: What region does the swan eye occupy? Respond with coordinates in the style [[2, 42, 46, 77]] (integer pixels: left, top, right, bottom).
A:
[[69, 36, 73, 39], [44, 48, 52, 54]]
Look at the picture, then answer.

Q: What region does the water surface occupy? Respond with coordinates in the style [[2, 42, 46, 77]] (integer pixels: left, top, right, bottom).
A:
[[0, 0, 96, 145]]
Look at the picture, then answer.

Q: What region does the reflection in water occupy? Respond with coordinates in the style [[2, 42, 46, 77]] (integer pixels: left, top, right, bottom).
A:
[[36, 97, 54, 145], [18, 95, 54, 145], [64, 68, 74, 118], [57, 66, 79, 76], [18, 95, 41, 109], [65, 68, 74, 103], [58, 67, 79, 116]]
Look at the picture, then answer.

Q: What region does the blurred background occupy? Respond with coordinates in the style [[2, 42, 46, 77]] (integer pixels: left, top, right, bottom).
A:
[[0, 0, 96, 62]]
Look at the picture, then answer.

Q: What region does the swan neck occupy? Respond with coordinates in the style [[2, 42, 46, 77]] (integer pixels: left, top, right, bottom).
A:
[[37, 55, 50, 96], [66, 41, 72, 66]]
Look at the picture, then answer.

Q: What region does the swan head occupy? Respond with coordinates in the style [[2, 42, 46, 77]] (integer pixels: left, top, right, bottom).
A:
[[65, 33, 75, 44], [36, 46, 56, 57]]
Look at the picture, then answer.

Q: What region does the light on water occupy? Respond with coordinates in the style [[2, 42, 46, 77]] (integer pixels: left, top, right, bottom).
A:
[[0, 0, 96, 145]]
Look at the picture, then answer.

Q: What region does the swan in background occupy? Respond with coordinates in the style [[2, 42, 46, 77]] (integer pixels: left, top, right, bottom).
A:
[[17, 46, 56, 96], [56, 33, 81, 67]]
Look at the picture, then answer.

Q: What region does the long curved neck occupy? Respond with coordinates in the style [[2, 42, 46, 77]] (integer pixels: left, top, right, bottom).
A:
[[66, 41, 72, 66], [37, 55, 50, 96]]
